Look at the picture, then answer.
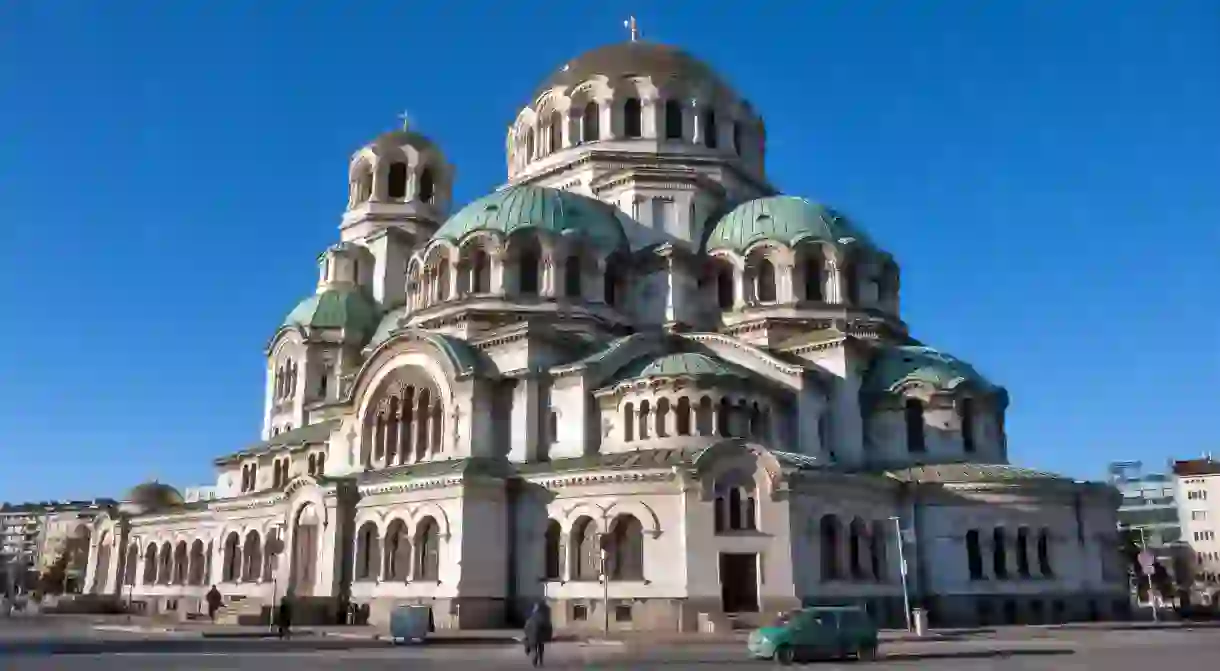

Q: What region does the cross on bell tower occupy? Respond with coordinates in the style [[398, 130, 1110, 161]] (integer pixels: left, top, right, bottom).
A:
[[623, 16, 639, 42]]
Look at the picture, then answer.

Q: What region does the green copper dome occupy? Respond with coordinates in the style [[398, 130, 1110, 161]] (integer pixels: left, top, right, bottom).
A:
[[705, 196, 874, 254], [864, 345, 996, 394], [610, 352, 748, 384], [283, 286, 380, 340], [432, 185, 628, 253]]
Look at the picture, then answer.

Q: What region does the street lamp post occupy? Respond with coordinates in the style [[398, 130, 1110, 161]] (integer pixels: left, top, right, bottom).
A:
[[1121, 522, 1160, 622], [599, 546, 610, 636], [889, 516, 913, 632]]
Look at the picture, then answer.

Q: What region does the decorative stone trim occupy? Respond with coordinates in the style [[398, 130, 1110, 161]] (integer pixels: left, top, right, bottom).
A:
[[523, 469, 678, 490]]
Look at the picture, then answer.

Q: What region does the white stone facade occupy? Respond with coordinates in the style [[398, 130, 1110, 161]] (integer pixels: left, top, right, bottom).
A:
[[83, 39, 1128, 630]]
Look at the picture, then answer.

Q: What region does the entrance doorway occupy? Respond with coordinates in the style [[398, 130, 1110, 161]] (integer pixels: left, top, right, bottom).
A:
[[292, 504, 319, 596], [719, 552, 759, 613]]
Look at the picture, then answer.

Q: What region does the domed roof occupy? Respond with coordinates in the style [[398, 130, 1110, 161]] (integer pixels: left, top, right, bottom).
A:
[[283, 287, 380, 340], [864, 345, 997, 395], [367, 128, 438, 153], [705, 196, 875, 254], [432, 185, 628, 253], [126, 482, 183, 509], [610, 352, 748, 384], [534, 41, 731, 101]]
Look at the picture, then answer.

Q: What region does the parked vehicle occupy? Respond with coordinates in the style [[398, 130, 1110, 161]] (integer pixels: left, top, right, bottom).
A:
[[747, 605, 879, 664]]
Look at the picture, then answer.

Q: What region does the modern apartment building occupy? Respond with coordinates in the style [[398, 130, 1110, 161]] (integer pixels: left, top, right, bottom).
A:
[[1, 499, 116, 594], [1173, 456, 1220, 596], [1107, 460, 1188, 602]]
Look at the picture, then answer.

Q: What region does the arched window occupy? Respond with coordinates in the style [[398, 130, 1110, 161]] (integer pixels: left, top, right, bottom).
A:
[[804, 258, 823, 301], [604, 259, 619, 306], [436, 258, 451, 302], [905, 399, 926, 453], [387, 162, 408, 200], [703, 108, 718, 148], [307, 454, 316, 477], [716, 480, 757, 533], [159, 542, 171, 584], [572, 517, 599, 581], [820, 515, 841, 581], [563, 254, 582, 298], [676, 397, 692, 436], [524, 127, 535, 161], [732, 121, 743, 155], [317, 452, 325, 474], [717, 267, 735, 309], [242, 531, 262, 582], [696, 396, 714, 436], [1016, 527, 1032, 578], [843, 263, 859, 305], [637, 400, 651, 440], [870, 520, 887, 581], [173, 540, 187, 584], [849, 519, 867, 579], [664, 100, 683, 140], [581, 101, 600, 143], [416, 517, 440, 581], [222, 533, 240, 582], [992, 528, 1009, 579], [756, 258, 777, 302], [717, 397, 732, 437], [469, 249, 490, 294], [124, 544, 138, 586], [960, 397, 976, 453], [355, 522, 380, 581], [517, 246, 540, 295], [655, 398, 670, 438], [1037, 528, 1054, 577], [544, 520, 563, 580], [418, 168, 435, 204], [623, 402, 634, 442], [142, 543, 157, 584], [549, 111, 563, 152], [966, 529, 984, 580], [609, 515, 644, 581], [384, 519, 410, 582], [623, 98, 642, 138]]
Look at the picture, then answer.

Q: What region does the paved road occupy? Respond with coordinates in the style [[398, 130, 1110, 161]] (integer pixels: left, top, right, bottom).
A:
[[2, 619, 1218, 669]]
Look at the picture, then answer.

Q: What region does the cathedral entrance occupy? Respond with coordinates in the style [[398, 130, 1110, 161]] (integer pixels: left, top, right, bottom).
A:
[[719, 553, 759, 613], [291, 504, 319, 596]]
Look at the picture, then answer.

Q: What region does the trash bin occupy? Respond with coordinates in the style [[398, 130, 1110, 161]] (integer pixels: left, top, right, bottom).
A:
[[389, 605, 431, 645], [912, 608, 929, 636]]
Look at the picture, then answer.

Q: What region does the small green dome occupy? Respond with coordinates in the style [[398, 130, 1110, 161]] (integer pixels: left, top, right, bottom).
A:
[[864, 345, 996, 394], [705, 196, 874, 254], [283, 287, 380, 340], [611, 352, 748, 384], [432, 185, 628, 253], [126, 482, 183, 509]]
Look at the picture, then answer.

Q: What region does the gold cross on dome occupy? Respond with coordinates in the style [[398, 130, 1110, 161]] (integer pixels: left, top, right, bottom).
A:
[[624, 16, 639, 41], [397, 111, 411, 131]]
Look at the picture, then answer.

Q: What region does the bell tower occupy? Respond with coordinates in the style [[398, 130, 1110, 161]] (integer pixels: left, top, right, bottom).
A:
[[341, 120, 456, 309]]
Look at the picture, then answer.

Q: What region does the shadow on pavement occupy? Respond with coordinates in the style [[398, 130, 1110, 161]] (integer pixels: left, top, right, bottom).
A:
[[883, 648, 1075, 662], [0, 637, 511, 656]]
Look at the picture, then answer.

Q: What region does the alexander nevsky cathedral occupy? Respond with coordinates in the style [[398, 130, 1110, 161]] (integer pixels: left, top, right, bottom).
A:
[[81, 35, 1129, 631]]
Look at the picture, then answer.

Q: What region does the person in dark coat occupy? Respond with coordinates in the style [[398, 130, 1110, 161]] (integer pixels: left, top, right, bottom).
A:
[[277, 592, 293, 639], [205, 586, 223, 622], [522, 601, 553, 667]]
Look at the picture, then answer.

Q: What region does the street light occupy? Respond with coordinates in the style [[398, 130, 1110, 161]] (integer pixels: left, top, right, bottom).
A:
[[888, 516, 913, 632], [1119, 522, 1159, 622]]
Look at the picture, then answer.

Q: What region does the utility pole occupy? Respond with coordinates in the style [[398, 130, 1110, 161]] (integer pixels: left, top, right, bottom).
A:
[[1139, 526, 1159, 622], [889, 516, 913, 632]]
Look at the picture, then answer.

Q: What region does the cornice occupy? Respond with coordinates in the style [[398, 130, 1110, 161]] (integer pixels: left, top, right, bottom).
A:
[[522, 468, 678, 490], [511, 149, 775, 196]]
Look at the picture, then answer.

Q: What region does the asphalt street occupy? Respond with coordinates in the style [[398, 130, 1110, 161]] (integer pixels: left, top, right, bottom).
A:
[[1, 619, 1218, 670]]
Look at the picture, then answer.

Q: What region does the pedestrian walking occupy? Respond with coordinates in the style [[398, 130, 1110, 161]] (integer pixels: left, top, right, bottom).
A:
[[522, 601, 553, 667], [277, 591, 294, 639], [205, 585, 222, 622]]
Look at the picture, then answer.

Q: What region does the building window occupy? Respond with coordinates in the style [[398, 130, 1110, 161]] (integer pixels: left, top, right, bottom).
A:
[[904, 399, 926, 453], [387, 162, 408, 200], [966, 530, 983, 580], [418, 168, 435, 204], [623, 98, 642, 138], [544, 520, 562, 580], [703, 109, 717, 148], [755, 258, 777, 302], [581, 101, 599, 143], [563, 254, 582, 298], [1193, 510, 1208, 521], [664, 100, 683, 139], [615, 603, 633, 622], [960, 397, 976, 453]]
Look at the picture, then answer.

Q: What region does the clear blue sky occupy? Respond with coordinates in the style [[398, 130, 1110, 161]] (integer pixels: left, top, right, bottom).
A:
[[1, 2, 1216, 502]]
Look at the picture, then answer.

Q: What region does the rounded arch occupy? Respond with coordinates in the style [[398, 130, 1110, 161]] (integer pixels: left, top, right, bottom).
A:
[[351, 333, 476, 409], [410, 501, 452, 539], [560, 502, 608, 534], [604, 500, 663, 539], [352, 508, 387, 537], [693, 439, 784, 493]]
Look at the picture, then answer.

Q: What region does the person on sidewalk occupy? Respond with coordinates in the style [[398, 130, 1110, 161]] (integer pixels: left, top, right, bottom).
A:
[[205, 586, 222, 622], [522, 601, 553, 667], [277, 591, 294, 639]]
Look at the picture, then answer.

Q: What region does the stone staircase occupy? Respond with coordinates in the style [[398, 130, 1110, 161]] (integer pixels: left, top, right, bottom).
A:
[[216, 596, 269, 626]]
